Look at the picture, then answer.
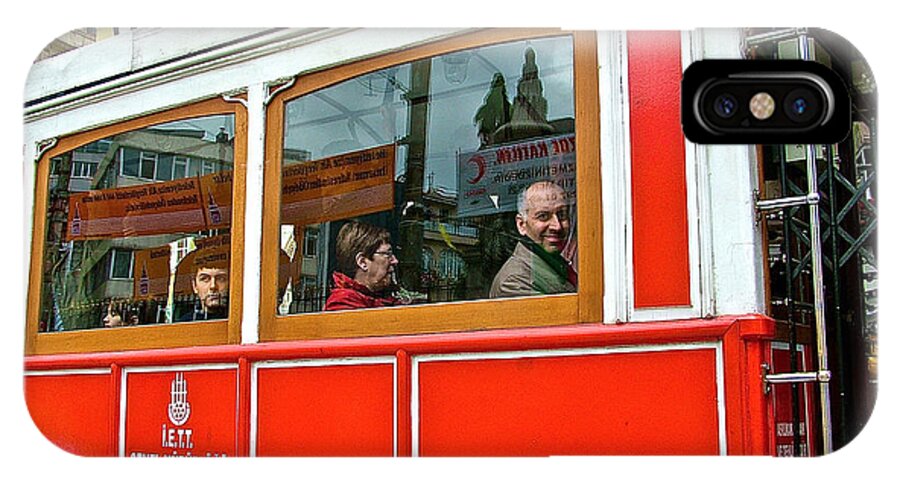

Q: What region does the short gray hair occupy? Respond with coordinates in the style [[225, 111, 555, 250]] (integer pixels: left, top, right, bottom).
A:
[[517, 181, 562, 217]]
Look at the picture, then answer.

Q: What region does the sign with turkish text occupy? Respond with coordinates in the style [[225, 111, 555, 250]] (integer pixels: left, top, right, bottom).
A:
[[123, 368, 238, 457], [281, 144, 395, 225], [198, 170, 233, 228], [457, 134, 576, 217], [133, 245, 171, 300], [66, 171, 233, 241]]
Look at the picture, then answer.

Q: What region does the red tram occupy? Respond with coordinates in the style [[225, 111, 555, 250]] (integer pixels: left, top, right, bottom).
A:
[[20, 27, 877, 457]]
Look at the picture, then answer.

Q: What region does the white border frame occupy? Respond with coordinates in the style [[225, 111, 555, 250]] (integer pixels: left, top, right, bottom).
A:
[[601, 30, 712, 324], [118, 363, 240, 458], [410, 342, 727, 456], [628, 30, 709, 322], [599, 30, 632, 324], [249, 356, 398, 457]]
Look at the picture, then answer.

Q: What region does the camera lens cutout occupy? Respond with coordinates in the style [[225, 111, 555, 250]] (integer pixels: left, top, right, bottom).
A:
[[682, 60, 850, 144], [713, 94, 738, 118], [783, 88, 820, 123]]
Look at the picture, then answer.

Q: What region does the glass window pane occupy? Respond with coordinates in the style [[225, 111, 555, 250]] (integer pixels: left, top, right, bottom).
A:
[[39, 114, 236, 332], [110, 249, 133, 279], [156, 154, 174, 181], [303, 227, 318, 257], [121, 149, 140, 177], [140, 151, 157, 179], [278, 36, 577, 316], [173, 157, 189, 179]]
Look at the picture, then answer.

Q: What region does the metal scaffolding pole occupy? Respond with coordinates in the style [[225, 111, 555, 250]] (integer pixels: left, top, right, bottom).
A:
[[798, 33, 834, 455]]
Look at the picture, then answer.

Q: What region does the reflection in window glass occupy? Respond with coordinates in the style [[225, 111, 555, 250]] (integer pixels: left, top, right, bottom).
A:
[[122, 149, 140, 177], [279, 36, 578, 315], [173, 156, 190, 179], [109, 249, 134, 279], [40, 114, 236, 332], [156, 154, 174, 181]]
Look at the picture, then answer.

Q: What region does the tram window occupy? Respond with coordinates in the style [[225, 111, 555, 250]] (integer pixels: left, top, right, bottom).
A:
[[37, 113, 236, 333], [276, 35, 578, 318]]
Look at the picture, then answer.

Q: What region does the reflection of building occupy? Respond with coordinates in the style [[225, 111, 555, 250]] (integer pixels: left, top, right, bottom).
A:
[[45, 127, 234, 328], [279, 223, 329, 313], [296, 225, 326, 310], [421, 184, 479, 301], [97, 127, 233, 189], [284, 147, 312, 164]]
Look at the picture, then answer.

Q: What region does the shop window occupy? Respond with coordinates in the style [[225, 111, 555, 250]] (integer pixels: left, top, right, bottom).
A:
[[262, 30, 600, 340], [27, 98, 247, 354]]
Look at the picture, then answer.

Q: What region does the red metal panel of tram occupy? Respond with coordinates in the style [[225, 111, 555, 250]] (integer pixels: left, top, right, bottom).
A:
[[254, 363, 395, 456], [417, 348, 721, 455], [25, 373, 114, 456]]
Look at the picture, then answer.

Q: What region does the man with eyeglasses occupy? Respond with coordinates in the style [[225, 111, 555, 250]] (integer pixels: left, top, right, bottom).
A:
[[324, 221, 400, 311], [490, 181, 576, 298]]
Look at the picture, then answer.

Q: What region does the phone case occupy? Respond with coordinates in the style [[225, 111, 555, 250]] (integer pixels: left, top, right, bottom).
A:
[[20, 27, 877, 458]]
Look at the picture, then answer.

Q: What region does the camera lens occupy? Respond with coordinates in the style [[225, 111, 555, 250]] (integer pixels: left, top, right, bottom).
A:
[[791, 98, 808, 115], [784, 88, 820, 123], [713, 94, 738, 118]]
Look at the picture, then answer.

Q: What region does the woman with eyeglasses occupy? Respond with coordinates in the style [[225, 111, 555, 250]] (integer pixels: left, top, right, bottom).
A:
[[324, 221, 401, 311]]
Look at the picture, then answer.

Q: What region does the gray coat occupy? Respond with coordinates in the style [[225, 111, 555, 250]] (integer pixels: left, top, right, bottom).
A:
[[489, 242, 576, 298]]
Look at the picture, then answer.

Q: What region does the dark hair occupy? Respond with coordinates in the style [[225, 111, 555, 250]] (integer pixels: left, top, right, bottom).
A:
[[334, 221, 391, 276]]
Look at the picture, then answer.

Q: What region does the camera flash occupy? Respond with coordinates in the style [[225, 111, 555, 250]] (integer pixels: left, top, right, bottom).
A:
[[750, 92, 775, 120]]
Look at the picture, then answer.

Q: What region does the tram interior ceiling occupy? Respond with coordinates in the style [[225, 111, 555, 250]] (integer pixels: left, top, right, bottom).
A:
[[21, 27, 876, 457]]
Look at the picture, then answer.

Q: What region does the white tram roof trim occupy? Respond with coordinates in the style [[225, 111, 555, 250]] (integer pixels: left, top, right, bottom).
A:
[[26, 28, 273, 102], [25, 28, 473, 109]]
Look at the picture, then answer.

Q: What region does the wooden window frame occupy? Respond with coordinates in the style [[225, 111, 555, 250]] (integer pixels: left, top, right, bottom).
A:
[[260, 29, 601, 341], [25, 97, 248, 355]]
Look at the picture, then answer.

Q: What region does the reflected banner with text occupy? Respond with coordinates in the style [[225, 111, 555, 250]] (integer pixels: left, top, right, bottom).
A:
[[133, 245, 171, 300], [66, 171, 233, 241], [281, 144, 395, 225], [457, 134, 576, 217]]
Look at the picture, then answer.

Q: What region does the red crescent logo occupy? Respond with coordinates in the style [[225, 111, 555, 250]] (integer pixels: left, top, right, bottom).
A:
[[467, 155, 486, 185]]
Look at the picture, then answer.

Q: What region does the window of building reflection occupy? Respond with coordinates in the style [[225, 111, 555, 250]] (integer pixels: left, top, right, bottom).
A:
[[278, 36, 577, 315], [40, 115, 236, 331]]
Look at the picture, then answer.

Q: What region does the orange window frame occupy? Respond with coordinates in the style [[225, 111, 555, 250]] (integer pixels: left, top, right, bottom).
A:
[[260, 29, 601, 341], [25, 97, 248, 355]]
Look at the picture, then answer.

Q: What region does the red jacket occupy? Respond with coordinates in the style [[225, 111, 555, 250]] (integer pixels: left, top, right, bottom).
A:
[[324, 272, 399, 311]]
